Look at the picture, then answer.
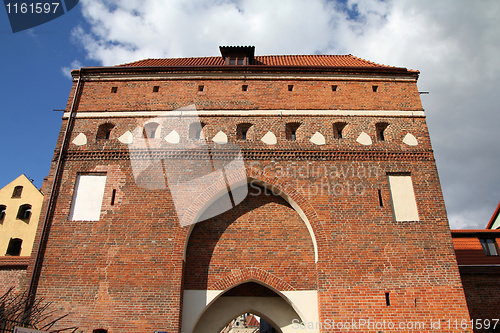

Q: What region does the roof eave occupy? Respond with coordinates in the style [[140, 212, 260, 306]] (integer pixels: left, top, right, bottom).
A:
[[451, 229, 500, 237], [72, 65, 419, 79]]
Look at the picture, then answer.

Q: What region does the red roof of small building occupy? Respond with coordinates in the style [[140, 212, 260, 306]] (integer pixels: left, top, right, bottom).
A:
[[0, 256, 30, 267], [451, 229, 500, 265], [246, 314, 260, 327], [119, 54, 404, 70]]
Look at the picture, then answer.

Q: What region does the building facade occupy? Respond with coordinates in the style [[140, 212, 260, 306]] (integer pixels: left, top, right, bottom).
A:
[[452, 205, 500, 329], [27, 46, 472, 332], [0, 174, 43, 295]]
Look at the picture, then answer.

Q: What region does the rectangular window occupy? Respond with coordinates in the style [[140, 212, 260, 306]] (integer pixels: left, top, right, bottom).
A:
[[387, 173, 419, 221], [69, 174, 107, 221], [480, 239, 499, 256], [0, 205, 6, 220], [12, 186, 23, 198]]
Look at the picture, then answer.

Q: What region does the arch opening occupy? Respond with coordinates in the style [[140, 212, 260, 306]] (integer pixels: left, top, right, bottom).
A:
[[221, 312, 280, 333], [185, 282, 303, 333]]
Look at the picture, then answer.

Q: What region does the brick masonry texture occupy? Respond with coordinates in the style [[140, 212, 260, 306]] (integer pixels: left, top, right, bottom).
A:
[[68, 79, 422, 112], [459, 267, 500, 326], [24, 59, 476, 332], [0, 266, 28, 295]]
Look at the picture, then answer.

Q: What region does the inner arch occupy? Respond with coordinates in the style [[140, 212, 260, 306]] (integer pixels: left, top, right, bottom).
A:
[[182, 177, 318, 262]]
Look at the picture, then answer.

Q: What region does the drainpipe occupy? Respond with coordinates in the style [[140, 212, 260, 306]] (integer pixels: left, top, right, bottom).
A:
[[26, 69, 84, 312]]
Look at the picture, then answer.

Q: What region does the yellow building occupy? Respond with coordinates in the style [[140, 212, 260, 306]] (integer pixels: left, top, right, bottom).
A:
[[0, 174, 43, 257]]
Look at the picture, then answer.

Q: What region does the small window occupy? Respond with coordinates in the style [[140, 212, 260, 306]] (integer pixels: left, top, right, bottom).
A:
[[372, 85, 378, 92], [111, 87, 118, 93], [480, 239, 499, 256], [331, 85, 338, 92], [286, 122, 301, 141], [111, 189, 116, 206], [198, 85, 204, 92], [333, 122, 347, 139], [153, 86, 159, 92], [6, 238, 22, 256], [242, 84, 248, 92], [237, 123, 252, 140], [143, 122, 160, 139], [228, 57, 246, 65], [376, 122, 389, 141], [189, 122, 206, 140], [0, 205, 6, 220], [17, 204, 32, 220], [96, 123, 115, 140], [288, 85, 294, 92], [12, 186, 23, 198]]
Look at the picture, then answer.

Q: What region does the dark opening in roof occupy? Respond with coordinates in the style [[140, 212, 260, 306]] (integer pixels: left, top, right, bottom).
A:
[[219, 45, 255, 65]]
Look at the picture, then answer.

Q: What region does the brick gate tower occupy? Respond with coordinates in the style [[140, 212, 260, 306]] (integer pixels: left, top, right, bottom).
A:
[[28, 46, 471, 332]]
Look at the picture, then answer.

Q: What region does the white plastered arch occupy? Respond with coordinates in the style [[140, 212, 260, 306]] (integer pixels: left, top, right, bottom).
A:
[[182, 280, 319, 333]]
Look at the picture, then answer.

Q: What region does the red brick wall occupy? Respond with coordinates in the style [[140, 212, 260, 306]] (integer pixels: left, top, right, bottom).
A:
[[459, 267, 500, 332], [28, 71, 473, 332], [0, 266, 28, 295], [68, 78, 422, 112]]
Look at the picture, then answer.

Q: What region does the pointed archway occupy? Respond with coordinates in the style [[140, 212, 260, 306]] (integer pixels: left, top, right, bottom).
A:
[[186, 282, 303, 333]]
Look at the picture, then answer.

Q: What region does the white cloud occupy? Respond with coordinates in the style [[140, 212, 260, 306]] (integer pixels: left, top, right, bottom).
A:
[[74, 0, 500, 228], [61, 60, 83, 79]]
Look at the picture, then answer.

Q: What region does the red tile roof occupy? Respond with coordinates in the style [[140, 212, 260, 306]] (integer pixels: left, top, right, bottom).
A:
[[119, 54, 404, 70], [451, 230, 500, 265], [246, 314, 260, 327], [0, 256, 30, 267]]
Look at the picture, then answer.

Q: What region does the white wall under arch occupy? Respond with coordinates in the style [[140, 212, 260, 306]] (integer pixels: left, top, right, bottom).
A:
[[182, 285, 319, 333]]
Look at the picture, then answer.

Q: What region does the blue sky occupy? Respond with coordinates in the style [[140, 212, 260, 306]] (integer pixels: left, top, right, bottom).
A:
[[0, 4, 98, 188], [1, 0, 499, 229]]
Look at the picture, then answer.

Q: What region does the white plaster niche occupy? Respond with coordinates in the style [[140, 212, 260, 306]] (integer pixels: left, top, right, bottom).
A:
[[387, 174, 419, 221], [261, 131, 277, 145], [356, 132, 372, 145], [165, 130, 180, 144], [69, 174, 107, 221], [403, 133, 418, 146], [118, 131, 134, 144], [212, 131, 228, 144], [309, 132, 326, 145], [72, 133, 87, 146]]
